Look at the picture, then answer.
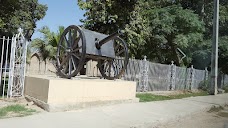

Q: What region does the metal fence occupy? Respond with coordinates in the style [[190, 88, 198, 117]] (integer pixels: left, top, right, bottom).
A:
[[0, 28, 28, 98], [123, 59, 206, 91], [124, 58, 228, 91], [85, 57, 228, 92]]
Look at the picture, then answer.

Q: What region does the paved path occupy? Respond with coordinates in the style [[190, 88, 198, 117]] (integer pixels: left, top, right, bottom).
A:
[[0, 94, 228, 128]]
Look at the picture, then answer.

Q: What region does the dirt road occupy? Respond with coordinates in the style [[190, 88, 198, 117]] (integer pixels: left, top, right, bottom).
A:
[[157, 106, 228, 128]]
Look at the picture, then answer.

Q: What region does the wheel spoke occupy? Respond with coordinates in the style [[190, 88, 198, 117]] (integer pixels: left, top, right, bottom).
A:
[[72, 46, 82, 52], [64, 58, 69, 74], [72, 37, 80, 49], [108, 61, 111, 77], [59, 45, 66, 50], [71, 56, 76, 70], [72, 53, 80, 59], [68, 29, 72, 47], [112, 62, 118, 76], [68, 56, 72, 75], [64, 35, 70, 47], [103, 61, 108, 72], [72, 29, 77, 43], [59, 55, 70, 70]]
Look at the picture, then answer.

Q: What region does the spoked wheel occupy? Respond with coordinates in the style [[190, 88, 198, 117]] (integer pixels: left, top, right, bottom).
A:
[[98, 37, 129, 80], [56, 25, 86, 78]]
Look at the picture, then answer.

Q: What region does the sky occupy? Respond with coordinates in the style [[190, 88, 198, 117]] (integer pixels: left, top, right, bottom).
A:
[[32, 0, 85, 39]]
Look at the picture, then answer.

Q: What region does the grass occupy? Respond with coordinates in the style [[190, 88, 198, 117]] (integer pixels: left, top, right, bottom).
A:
[[0, 104, 36, 119], [136, 91, 209, 102]]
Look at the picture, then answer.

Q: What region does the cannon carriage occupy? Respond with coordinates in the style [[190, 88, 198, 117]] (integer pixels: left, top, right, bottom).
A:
[[56, 25, 129, 80]]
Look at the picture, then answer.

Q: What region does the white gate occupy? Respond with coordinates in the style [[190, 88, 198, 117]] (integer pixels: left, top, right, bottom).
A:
[[0, 28, 28, 98]]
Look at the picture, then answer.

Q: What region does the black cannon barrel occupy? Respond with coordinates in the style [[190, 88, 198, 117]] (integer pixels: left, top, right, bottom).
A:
[[95, 30, 124, 49]]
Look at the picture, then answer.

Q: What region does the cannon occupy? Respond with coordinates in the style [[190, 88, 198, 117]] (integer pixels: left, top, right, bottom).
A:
[[56, 25, 129, 80]]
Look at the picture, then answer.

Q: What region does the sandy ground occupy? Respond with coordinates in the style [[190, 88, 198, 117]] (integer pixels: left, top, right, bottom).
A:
[[156, 106, 228, 128], [1, 92, 228, 128]]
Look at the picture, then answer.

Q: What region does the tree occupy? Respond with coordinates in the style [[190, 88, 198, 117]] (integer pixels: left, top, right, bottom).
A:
[[78, 0, 227, 72], [218, 36, 228, 74], [0, 0, 47, 38], [31, 26, 65, 73], [0, 0, 19, 29], [31, 38, 49, 73], [143, 4, 205, 66], [78, 0, 147, 58], [186, 1, 228, 73]]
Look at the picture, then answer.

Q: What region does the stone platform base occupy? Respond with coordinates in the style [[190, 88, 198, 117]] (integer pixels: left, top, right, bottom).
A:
[[24, 75, 138, 112]]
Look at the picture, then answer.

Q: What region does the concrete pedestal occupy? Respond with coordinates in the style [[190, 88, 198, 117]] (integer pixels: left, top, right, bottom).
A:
[[24, 75, 138, 112]]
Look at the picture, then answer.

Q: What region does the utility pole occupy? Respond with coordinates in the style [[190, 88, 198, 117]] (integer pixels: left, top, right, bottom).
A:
[[210, 0, 219, 95]]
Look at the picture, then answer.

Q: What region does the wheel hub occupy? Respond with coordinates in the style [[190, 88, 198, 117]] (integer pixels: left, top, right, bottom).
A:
[[66, 48, 71, 52]]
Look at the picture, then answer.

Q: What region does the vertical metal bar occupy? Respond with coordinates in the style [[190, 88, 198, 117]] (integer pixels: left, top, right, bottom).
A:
[[8, 35, 16, 98], [21, 39, 28, 97], [0, 36, 5, 97], [2, 37, 10, 98]]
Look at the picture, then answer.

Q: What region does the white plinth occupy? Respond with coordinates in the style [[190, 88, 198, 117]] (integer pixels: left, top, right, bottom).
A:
[[24, 75, 138, 111]]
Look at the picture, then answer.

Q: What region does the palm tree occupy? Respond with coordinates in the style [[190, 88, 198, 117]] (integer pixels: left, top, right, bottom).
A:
[[31, 38, 49, 73], [47, 26, 64, 60], [31, 26, 65, 73]]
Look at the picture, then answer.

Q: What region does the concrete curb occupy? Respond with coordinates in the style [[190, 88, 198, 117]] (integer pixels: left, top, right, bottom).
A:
[[25, 95, 139, 112]]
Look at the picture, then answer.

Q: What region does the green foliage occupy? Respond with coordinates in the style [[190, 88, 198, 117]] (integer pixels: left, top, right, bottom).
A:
[[31, 38, 49, 61], [218, 36, 228, 74], [0, 0, 47, 38], [0, 104, 36, 118], [78, 0, 228, 73], [31, 26, 64, 63], [78, 0, 147, 58], [191, 40, 211, 70], [78, 0, 137, 33], [144, 4, 205, 65]]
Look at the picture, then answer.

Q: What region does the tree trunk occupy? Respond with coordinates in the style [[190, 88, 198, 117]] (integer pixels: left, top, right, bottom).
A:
[[44, 60, 47, 74], [167, 34, 181, 66], [39, 61, 41, 74], [200, 0, 205, 21]]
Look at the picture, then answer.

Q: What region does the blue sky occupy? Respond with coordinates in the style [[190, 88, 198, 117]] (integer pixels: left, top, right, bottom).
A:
[[32, 0, 85, 39]]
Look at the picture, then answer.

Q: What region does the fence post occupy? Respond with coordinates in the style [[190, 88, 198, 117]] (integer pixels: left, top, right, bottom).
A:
[[138, 56, 148, 92], [170, 61, 176, 90], [205, 67, 208, 80], [0, 36, 6, 96], [204, 67, 208, 88], [7, 28, 28, 97], [189, 65, 195, 90]]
